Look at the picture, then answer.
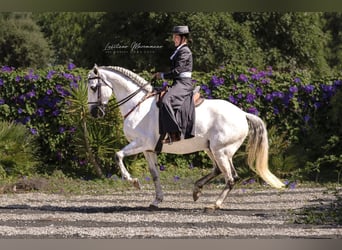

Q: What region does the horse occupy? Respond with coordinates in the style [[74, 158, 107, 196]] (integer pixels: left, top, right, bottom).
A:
[[87, 65, 285, 211]]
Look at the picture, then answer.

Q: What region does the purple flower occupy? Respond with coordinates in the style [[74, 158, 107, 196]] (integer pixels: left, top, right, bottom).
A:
[[24, 69, 39, 81], [0, 99, 5, 105], [302, 84, 314, 93], [59, 127, 66, 133], [162, 81, 169, 88], [201, 84, 211, 96], [228, 95, 237, 104], [261, 78, 270, 84], [26, 90, 36, 98], [255, 87, 263, 96], [46, 89, 53, 95], [289, 181, 297, 189], [265, 93, 273, 101], [30, 128, 37, 135], [211, 75, 224, 88], [22, 116, 31, 125], [18, 108, 23, 114], [145, 176, 151, 182], [247, 106, 259, 115], [272, 91, 284, 99], [36, 108, 45, 117], [304, 114, 310, 123], [273, 106, 279, 115], [0, 78, 3, 86], [314, 102, 321, 109], [52, 109, 60, 116], [70, 81, 79, 89], [1, 66, 13, 72], [289, 86, 298, 93], [68, 63, 76, 70], [248, 178, 256, 184], [159, 165, 166, 171], [249, 67, 257, 73], [46, 70, 56, 80], [238, 74, 248, 83], [246, 93, 256, 103], [333, 80, 341, 87], [62, 73, 74, 80], [174, 176, 180, 182], [55, 84, 70, 97], [293, 77, 301, 83], [15, 76, 21, 82]]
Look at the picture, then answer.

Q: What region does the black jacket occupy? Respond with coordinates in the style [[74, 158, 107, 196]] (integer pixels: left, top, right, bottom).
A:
[[163, 44, 192, 80]]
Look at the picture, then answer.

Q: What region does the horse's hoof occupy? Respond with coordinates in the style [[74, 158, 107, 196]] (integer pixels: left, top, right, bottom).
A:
[[193, 190, 201, 202], [204, 205, 220, 213], [132, 178, 141, 189], [148, 204, 159, 211]]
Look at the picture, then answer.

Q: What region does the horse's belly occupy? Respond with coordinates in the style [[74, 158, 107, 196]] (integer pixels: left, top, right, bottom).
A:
[[161, 137, 209, 154]]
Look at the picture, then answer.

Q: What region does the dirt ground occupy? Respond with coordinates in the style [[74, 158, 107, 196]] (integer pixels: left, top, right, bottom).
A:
[[0, 186, 341, 238]]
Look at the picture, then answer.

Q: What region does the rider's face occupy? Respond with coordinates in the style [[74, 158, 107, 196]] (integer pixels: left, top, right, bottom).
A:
[[172, 34, 181, 47]]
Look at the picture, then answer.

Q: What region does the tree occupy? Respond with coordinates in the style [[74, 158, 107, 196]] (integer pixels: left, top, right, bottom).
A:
[[34, 12, 103, 67], [323, 12, 342, 72], [0, 13, 53, 68], [233, 12, 331, 74]]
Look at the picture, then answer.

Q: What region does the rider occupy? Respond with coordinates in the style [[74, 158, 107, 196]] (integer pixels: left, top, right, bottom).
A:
[[154, 25, 195, 144]]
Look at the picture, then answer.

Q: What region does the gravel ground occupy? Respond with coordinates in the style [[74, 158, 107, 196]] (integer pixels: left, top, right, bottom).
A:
[[0, 186, 341, 239]]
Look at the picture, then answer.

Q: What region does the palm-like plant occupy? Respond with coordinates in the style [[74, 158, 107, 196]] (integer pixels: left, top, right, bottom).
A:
[[65, 80, 126, 178], [0, 121, 38, 178]]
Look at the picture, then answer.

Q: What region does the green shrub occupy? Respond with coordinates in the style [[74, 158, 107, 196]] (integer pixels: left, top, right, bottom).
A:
[[0, 121, 38, 177]]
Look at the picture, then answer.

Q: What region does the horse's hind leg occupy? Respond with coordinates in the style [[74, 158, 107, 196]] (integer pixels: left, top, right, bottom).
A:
[[193, 150, 221, 201], [205, 149, 236, 211]]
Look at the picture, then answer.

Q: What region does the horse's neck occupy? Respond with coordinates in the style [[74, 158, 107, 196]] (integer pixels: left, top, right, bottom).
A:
[[108, 72, 150, 117]]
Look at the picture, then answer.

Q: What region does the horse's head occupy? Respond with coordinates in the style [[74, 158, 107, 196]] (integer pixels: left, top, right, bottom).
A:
[[87, 64, 113, 118]]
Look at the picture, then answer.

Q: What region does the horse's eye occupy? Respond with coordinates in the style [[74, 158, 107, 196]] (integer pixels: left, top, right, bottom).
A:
[[90, 85, 98, 92]]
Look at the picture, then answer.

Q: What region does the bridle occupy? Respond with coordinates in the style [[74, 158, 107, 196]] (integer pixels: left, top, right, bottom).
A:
[[88, 72, 155, 119]]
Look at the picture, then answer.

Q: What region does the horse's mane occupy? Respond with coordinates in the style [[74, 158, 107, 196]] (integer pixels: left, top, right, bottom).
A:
[[101, 66, 153, 92]]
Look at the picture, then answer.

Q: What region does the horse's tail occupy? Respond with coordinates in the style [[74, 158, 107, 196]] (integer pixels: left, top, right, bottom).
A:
[[245, 113, 285, 189]]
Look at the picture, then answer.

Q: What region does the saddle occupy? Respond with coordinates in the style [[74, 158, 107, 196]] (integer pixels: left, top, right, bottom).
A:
[[156, 85, 204, 108]]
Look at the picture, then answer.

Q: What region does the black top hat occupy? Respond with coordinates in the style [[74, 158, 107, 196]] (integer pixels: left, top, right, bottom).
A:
[[172, 26, 189, 35]]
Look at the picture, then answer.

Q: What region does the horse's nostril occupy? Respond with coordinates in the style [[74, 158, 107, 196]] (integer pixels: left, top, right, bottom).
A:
[[90, 106, 98, 118]]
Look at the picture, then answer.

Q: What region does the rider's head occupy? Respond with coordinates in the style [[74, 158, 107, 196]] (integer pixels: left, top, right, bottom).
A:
[[172, 26, 190, 47]]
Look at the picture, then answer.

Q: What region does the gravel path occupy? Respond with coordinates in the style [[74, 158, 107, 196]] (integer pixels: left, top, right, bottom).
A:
[[0, 187, 341, 239]]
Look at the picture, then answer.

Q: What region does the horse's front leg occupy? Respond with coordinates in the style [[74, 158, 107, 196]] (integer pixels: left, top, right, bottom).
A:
[[115, 140, 146, 189], [143, 151, 163, 208]]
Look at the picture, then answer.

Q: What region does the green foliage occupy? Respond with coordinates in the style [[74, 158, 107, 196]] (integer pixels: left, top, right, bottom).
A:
[[34, 12, 103, 66], [233, 12, 330, 74], [0, 121, 38, 177], [0, 64, 88, 176], [64, 77, 128, 178], [0, 13, 53, 68]]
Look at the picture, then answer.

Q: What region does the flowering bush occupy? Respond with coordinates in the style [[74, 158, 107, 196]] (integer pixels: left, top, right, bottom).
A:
[[1, 63, 341, 182], [194, 65, 342, 143], [0, 64, 87, 175]]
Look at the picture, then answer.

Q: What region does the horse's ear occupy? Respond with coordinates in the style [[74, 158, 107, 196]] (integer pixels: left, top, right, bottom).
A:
[[93, 64, 98, 75]]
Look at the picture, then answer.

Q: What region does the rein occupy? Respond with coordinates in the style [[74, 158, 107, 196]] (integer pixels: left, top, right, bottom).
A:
[[88, 75, 155, 119]]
